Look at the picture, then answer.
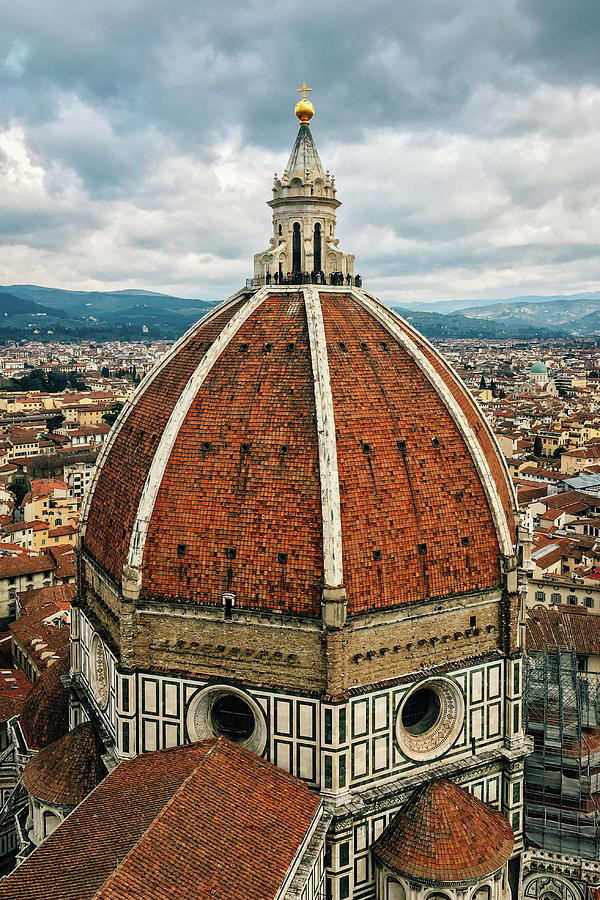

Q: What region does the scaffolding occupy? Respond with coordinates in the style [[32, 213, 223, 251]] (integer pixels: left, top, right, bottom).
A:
[[525, 648, 600, 859]]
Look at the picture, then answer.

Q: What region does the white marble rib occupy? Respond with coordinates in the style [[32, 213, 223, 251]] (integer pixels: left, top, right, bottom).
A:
[[303, 286, 344, 589]]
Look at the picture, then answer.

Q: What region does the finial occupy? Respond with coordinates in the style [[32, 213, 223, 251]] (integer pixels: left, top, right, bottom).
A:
[[295, 81, 314, 125]]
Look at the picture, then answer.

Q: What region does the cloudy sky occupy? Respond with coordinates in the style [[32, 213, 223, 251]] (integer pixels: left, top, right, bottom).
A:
[[1, 0, 600, 304]]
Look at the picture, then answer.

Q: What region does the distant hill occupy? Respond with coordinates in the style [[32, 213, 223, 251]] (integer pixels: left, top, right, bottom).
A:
[[0, 284, 218, 341], [0, 291, 66, 318], [400, 290, 600, 315], [393, 307, 565, 340], [0, 283, 581, 343], [456, 296, 600, 335]]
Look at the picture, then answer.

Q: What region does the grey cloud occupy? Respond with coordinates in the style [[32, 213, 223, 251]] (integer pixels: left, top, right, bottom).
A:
[[1, 0, 600, 303]]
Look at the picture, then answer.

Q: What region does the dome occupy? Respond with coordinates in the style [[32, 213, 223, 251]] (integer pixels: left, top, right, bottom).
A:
[[22, 721, 107, 806], [530, 360, 548, 374], [81, 288, 516, 616], [373, 778, 514, 883], [20, 651, 69, 751]]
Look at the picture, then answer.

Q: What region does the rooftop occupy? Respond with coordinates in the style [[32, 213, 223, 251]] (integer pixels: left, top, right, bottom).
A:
[[0, 737, 321, 900], [373, 778, 514, 883]]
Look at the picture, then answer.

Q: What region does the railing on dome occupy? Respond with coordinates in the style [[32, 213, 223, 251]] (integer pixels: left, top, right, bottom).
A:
[[246, 272, 362, 288]]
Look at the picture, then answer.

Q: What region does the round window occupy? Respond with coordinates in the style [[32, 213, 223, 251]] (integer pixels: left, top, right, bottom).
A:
[[401, 687, 441, 735], [396, 678, 464, 762], [186, 685, 267, 757], [211, 694, 255, 742]]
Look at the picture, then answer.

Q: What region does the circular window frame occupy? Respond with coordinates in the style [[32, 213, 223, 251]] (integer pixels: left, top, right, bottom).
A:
[[395, 677, 464, 762], [90, 634, 109, 710], [186, 684, 267, 757]]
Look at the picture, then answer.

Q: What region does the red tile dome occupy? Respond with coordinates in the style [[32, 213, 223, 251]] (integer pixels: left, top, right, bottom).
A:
[[23, 721, 107, 807], [81, 288, 516, 616], [20, 651, 69, 751], [373, 778, 514, 883]]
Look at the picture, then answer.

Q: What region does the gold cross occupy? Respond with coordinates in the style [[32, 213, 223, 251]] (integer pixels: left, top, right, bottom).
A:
[[297, 81, 312, 101]]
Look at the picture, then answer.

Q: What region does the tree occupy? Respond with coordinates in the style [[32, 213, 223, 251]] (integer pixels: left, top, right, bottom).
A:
[[7, 480, 29, 506], [498, 388, 506, 399], [553, 446, 566, 459], [479, 375, 487, 389], [102, 401, 124, 427], [533, 436, 543, 458], [101, 366, 110, 378], [489, 379, 498, 397], [46, 413, 66, 433]]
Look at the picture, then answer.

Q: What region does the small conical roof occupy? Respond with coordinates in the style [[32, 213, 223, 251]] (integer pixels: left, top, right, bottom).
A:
[[20, 650, 69, 751], [373, 779, 514, 884], [23, 721, 107, 806], [284, 125, 325, 181]]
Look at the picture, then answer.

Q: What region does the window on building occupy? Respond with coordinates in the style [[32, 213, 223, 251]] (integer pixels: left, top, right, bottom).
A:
[[585, 597, 594, 608], [401, 687, 441, 734], [387, 881, 406, 900], [567, 595, 577, 605], [471, 889, 491, 900], [211, 694, 254, 743], [535, 591, 546, 603], [339, 842, 349, 867], [43, 810, 61, 838], [551, 593, 561, 604]]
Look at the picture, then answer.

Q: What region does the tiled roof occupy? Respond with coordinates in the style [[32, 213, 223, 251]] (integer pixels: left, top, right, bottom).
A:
[[527, 605, 600, 655], [0, 554, 55, 578], [48, 524, 76, 537], [373, 779, 514, 883], [0, 668, 32, 721], [23, 722, 107, 806], [18, 582, 75, 612], [83, 291, 515, 615], [9, 611, 70, 669], [48, 545, 76, 580], [19, 650, 69, 750], [0, 737, 321, 900]]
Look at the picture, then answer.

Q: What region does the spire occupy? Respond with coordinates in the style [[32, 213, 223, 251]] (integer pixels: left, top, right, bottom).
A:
[[284, 82, 324, 182], [284, 124, 325, 182]]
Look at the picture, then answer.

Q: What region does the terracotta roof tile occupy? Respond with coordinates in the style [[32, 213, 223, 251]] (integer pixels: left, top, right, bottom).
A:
[[373, 779, 514, 883], [19, 649, 69, 750], [83, 291, 515, 616], [0, 668, 32, 721], [0, 554, 56, 578], [0, 737, 321, 900], [527, 605, 600, 655], [23, 721, 107, 806]]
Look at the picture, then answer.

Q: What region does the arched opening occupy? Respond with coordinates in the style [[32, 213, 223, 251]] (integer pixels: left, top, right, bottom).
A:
[[292, 222, 301, 273], [471, 887, 491, 900], [278, 223, 282, 236], [387, 878, 406, 900], [43, 810, 61, 838], [314, 223, 322, 274]]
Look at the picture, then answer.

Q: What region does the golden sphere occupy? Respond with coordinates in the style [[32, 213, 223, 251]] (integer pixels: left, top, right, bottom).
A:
[[295, 98, 314, 125]]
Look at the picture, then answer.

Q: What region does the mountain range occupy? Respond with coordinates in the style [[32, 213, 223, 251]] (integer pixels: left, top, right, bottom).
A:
[[1, 284, 600, 342]]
